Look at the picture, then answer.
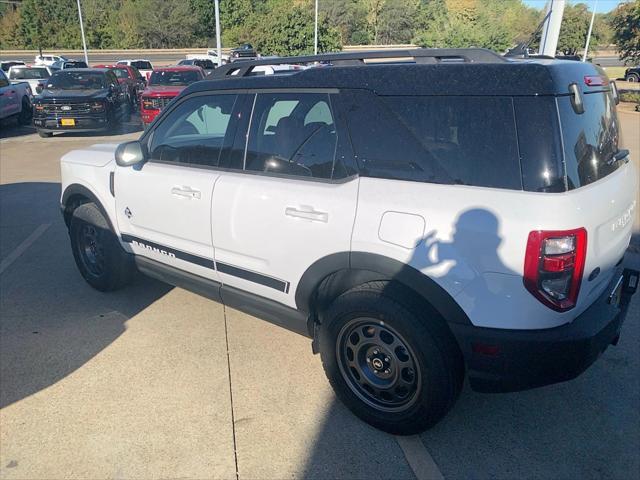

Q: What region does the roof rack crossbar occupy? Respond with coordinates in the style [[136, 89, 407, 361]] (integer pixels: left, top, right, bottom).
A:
[[211, 48, 506, 78]]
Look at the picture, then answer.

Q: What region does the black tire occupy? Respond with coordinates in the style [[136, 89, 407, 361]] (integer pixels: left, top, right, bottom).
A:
[[18, 96, 32, 125], [319, 281, 464, 435], [626, 73, 639, 83], [38, 130, 53, 138], [69, 203, 134, 291]]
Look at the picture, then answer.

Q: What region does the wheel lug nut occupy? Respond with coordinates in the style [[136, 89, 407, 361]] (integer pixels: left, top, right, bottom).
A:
[[385, 369, 391, 374], [373, 350, 379, 355], [366, 358, 371, 363], [385, 357, 390, 362]]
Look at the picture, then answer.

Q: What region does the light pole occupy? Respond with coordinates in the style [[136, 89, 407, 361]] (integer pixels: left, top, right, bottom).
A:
[[583, 0, 598, 62], [76, 0, 89, 65], [215, 0, 222, 65], [314, 0, 318, 55]]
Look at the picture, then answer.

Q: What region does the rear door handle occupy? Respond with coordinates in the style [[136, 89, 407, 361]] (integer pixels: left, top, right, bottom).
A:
[[171, 186, 201, 199], [285, 206, 328, 223]]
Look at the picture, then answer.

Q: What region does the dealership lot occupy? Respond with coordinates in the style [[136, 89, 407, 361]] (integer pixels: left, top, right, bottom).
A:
[[1, 111, 639, 479]]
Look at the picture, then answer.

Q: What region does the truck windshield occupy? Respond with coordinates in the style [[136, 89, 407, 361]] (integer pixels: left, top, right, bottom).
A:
[[47, 71, 107, 90], [149, 70, 200, 86], [10, 68, 50, 80]]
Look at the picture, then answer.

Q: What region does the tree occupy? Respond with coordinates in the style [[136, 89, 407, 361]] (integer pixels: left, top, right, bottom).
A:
[[0, 6, 22, 49], [610, 1, 640, 65], [120, 0, 198, 48], [253, 0, 341, 55]]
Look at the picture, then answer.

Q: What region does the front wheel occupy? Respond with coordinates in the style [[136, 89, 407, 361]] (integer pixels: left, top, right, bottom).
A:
[[69, 203, 134, 291], [319, 282, 464, 435], [18, 96, 32, 125], [626, 73, 639, 83]]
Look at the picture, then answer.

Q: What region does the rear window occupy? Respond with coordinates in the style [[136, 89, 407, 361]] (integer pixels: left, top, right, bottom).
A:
[[131, 61, 152, 70], [344, 91, 522, 189], [557, 91, 621, 189]]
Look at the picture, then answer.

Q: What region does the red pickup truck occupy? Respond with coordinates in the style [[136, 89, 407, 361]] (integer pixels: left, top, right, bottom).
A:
[[140, 66, 205, 127]]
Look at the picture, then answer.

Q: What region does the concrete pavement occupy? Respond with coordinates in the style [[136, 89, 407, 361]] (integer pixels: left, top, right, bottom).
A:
[[0, 110, 639, 479]]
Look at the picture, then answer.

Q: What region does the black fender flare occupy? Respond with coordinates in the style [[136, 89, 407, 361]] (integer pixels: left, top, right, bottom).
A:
[[295, 251, 471, 326], [61, 183, 115, 232]]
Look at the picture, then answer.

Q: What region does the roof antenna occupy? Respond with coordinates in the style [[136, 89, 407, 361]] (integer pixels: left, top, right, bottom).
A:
[[505, 9, 552, 58]]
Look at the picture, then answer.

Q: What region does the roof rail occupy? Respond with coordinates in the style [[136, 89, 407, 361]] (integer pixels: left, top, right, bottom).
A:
[[211, 48, 507, 78]]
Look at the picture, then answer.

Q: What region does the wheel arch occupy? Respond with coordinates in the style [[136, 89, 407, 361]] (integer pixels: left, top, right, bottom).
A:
[[296, 251, 472, 327], [61, 183, 115, 232]]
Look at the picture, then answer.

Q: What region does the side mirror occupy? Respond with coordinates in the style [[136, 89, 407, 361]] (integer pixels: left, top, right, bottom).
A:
[[115, 141, 146, 167], [36, 84, 44, 94]]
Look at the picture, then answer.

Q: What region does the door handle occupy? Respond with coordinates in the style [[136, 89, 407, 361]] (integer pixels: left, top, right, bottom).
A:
[[171, 186, 201, 199], [285, 206, 328, 223]]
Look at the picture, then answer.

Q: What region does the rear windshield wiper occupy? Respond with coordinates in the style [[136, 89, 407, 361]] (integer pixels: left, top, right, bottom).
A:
[[607, 149, 630, 166]]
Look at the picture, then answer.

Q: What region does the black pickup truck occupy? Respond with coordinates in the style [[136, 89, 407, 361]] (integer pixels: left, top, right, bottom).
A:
[[33, 68, 130, 138]]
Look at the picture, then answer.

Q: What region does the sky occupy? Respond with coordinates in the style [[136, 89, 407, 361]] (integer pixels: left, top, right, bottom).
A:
[[523, 0, 629, 13]]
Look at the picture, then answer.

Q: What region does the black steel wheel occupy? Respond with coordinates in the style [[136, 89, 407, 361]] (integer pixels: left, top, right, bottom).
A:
[[76, 223, 106, 277], [337, 319, 421, 412], [319, 281, 464, 435], [69, 202, 134, 291]]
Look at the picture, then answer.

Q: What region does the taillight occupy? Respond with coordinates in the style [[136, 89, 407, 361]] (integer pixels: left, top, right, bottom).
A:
[[142, 98, 157, 111], [523, 228, 587, 311]]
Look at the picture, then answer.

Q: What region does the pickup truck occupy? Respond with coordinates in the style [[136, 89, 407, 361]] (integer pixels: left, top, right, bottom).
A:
[[0, 69, 33, 124]]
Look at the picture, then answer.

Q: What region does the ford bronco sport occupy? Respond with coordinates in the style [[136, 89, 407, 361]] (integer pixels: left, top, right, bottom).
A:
[[59, 49, 639, 435]]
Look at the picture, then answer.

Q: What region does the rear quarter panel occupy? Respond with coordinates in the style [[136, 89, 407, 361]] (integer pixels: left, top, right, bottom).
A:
[[353, 161, 637, 329]]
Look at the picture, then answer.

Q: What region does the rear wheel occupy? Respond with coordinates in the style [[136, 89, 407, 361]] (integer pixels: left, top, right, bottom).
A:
[[69, 203, 134, 291], [18, 96, 32, 125], [626, 73, 639, 83], [319, 282, 464, 435]]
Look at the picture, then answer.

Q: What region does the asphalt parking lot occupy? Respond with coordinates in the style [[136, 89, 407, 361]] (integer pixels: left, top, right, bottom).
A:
[[0, 110, 639, 480]]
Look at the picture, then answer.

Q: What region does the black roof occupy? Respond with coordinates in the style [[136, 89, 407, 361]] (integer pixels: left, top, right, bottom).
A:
[[55, 68, 111, 74], [183, 51, 608, 97]]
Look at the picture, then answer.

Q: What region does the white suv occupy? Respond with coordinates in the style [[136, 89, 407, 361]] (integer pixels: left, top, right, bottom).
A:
[[59, 49, 639, 434]]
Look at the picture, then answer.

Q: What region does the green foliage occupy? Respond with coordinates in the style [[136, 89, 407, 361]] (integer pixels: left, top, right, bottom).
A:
[[413, 0, 524, 52], [611, 1, 640, 65], [619, 91, 640, 104], [252, 0, 341, 55], [0, 0, 632, 58]]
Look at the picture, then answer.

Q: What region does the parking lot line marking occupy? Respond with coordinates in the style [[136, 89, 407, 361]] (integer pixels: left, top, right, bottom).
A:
[[0, 223, 51, 275], [396, 435, 445, 480]]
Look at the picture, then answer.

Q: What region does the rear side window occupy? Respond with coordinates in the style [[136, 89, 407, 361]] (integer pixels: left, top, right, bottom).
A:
[[558, 91, 621, 189], [244, 92, 338, 179], [344, 91, 522, 189]]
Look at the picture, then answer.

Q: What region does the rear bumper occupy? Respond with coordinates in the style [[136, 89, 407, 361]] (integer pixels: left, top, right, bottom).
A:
[[450, 268, 639, 393], [33, 115, 109, 132]]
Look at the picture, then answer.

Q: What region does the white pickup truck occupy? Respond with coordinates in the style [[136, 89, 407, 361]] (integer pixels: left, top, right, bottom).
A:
[[0, 69, 32, 124]]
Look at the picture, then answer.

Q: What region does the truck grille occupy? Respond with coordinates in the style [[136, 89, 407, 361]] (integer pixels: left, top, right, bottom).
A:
[[39, 103, 94, 116], [144, 97, 173, 110]]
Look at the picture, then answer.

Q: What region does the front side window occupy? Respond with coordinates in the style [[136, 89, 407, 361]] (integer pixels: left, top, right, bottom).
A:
[[245, 92, 338, 179], [112, 68, 131, 79], [149, 94, 237, 167]]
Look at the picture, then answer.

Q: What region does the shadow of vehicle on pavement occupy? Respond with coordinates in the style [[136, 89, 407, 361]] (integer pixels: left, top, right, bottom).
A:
[[0, 182, 172, 409], [0, 117, 35, 139]]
